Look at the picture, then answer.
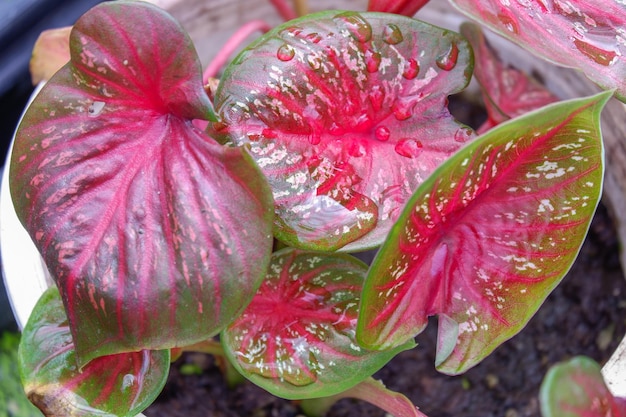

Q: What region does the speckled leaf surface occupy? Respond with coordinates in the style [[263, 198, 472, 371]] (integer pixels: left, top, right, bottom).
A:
[[19, 287, 170, 417], [450, 0, 626, 101], [212, 11, 475, 251], [357, 91, 610, 374], [540, 356, 626, 417], [460, 22, 558, 133], [221, 248, 414, 399], [10, 1, 274, 366]]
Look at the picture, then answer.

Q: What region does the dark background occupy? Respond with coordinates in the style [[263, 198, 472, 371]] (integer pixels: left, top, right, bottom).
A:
[[0, 0, 105, 331]]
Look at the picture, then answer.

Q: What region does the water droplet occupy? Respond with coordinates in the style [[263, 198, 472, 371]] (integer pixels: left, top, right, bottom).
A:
[[395, 138, 423, 158], [309, 133, 321, 145], [365, 49, 381, 73], [348, 141, 366, 157], [392, 98, 415, 121], [306, 32, 323, 44], [497, 13, 519, 34], [374, 126, 390, 141], [262, 128, 278, 139], [277, 44, 295, 61], [454, 127, 473, 143], [369, 88, 384, 111], [403, 58, 419, 79], [334, 12, 372, 43], [436, 43, 459, 71], [307, 55, 322, 70], [88, 101, 105, 117], [280, 26, 304, 38], [383, 24, 403, 45], [574, 38, 617, 66]]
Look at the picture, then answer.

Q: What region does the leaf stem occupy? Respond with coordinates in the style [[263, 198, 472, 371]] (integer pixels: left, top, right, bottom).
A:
[[300, 377, 427, 417], [203, 20, 272, 81], [269, 0, 297, 21], [292, 0, 309, 17], [181, 339, 246, 387]]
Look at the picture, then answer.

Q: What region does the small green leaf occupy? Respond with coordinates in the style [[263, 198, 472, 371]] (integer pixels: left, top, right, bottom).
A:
[[18, 288, 169, 417], [540, 356, 626, 417]]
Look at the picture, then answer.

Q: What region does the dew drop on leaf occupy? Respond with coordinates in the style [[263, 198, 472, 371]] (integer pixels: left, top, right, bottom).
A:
[[382, 23, 404, 45], [369, 88, 384, 111], [392, 98, 415, 120], [365, 49, 382, 73], [277, 44, 296, 61], [333, 12, 372, 43], [306, 32, 323, 44], [309, 133, 321, 145], [402, 58, 419, 79], [454, 126, 473, 143], [394, 138, 423, 158], [497, 13, 519, 34], [88, 101, 105, 117], [280, 26, 303, 38], [374, 125, 391, 141], [436, 42, 459, 71]]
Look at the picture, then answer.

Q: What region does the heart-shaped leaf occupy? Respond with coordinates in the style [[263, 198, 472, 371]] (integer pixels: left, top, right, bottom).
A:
[[221, 248, 414, 399], [540, 356, 626, 417], [460, 22, 558, 133], [19, 287, 170, 417], [212, 11, 475, 251], [449, 0, 626, 102], [10, 1, 274, 366], [357, 91, 610, 374]]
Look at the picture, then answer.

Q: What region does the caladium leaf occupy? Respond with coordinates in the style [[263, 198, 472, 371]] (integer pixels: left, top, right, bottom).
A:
[[357, 91, 611, 374], [10, 1, 274, 366], [212, 11, 475, 251], [367, 0, 430, 16], [460, 22, 558, 133], [540, 356, 626, 417], [221, 248, 415, 399], [19, 287, 170, 417], [449, 0, 626, 102]]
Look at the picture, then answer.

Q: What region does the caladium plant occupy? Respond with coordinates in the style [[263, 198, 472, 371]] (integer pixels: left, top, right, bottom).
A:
[[8, 0, 626, 416]]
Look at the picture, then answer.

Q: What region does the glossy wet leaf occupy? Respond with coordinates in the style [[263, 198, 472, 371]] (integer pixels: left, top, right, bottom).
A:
[[212, 11, 475, 251], [367, 0, 430, 16], [450, 0, 626, 102], [357, 91, 610, 374], [10, 1, 274, 366], [222, 248, 414, 399], [19, 287, 170, 417], [460, 22, 558, 133], [540, 356, 626, 417]]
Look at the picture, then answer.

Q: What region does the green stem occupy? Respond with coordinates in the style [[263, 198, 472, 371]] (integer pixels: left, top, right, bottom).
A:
[[181, 340, 246, 387], [300, 377, 427, 417]]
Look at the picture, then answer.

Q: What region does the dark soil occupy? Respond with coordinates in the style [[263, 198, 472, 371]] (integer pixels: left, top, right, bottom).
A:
[[145, 203, 626, 417]]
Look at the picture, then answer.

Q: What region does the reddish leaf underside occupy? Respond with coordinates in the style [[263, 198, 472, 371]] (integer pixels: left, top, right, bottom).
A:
[[357, 91, 610, 375], [10, 1, 274, 366], [212, 10, 475, 252], [540, 356, 626, 417], [449, 0, 626, 101], [222, 248, 414, 399], [460, 22, 559, 133], [19, 287, 170, 417]]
